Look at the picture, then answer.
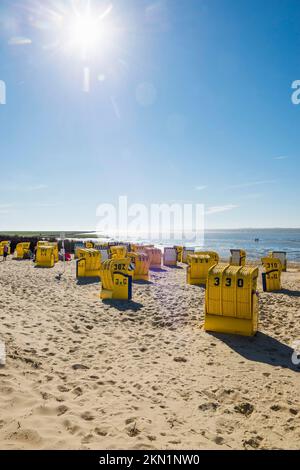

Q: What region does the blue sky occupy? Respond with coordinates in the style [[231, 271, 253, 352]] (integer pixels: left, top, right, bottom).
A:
[[0, 0, 299, 231]]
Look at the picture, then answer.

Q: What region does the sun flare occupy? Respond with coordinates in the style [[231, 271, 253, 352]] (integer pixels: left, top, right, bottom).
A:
[[65, 3, 114, 59], [67, 13, 100, 56]]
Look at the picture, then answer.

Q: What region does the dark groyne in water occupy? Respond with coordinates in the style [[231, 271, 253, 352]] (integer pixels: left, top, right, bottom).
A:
[[0, 236, 77, 254]]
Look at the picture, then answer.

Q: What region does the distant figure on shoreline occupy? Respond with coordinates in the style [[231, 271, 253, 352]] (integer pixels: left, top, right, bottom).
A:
[[254, 238, 259, 243], [3, 244, 9, 261]]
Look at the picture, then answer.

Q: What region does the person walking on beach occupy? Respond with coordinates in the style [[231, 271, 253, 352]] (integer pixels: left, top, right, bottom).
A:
[[3, 244, 9, 261]]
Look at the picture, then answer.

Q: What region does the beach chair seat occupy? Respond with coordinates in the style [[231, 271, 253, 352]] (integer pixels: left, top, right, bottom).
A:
[[100, 258, 133, 300], [194, 250, 219, 263], [74, 242, 85, 258], [15, 242, 31, 259], [85, 241, 94, 249], [268, 251, 287, 272], [205, 264, 259, 336], [163, 247, 177, 267], [229, 249, 246, 266], [76, 248, 101, 278], [261, 257, 282, 292], [110, 245, 127, 259], [181, 248, 195, 264], [144, 248, 162, 269], [0, 241, 11, 256], [131, 244, 154, 254], [37, 241, 59, 263], [128, 252, 150, 281], [187, 254, 218, 285], [174, 246, 183, 263], [35, 246, 55, 268]]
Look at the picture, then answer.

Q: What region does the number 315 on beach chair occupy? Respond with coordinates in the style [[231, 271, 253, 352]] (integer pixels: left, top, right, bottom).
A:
[[204, 264, 259, 336], [261, 257, 282, 292], [268, 251, 287, 272]]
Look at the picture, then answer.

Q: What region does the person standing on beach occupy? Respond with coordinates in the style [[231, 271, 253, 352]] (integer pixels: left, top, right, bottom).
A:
[[3, 244, 8, 261]]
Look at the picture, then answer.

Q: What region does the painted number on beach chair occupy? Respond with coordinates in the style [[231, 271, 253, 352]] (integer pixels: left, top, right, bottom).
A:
[[114, 264, 126, 271], [214, 277, 244, 287], [115, 278, 128, 286]]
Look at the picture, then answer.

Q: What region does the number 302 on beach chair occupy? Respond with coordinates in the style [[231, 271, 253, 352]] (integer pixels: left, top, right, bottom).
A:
[[100, 258, 133, 300]]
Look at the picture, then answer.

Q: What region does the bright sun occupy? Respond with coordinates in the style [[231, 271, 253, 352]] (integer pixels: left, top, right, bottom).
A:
[[69, 14, 100, 54], [65, 4, 114, 59]]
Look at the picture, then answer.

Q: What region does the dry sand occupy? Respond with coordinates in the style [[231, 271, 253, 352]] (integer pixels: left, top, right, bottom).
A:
[[0, 258, 299, 450]]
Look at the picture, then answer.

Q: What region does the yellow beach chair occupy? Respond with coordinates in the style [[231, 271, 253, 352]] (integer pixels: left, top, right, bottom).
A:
[[204, 263, 259, 336]]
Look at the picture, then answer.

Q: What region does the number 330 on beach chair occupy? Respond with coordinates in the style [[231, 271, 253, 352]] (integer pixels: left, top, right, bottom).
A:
[[204, 264, 259, 336]]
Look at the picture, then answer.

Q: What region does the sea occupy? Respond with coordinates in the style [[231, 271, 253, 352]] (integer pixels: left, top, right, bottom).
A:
[[79, 228, 300, 262]]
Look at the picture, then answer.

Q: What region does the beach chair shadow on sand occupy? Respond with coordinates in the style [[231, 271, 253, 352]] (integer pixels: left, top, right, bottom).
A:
[[102, 299, 143, 313], [133, 279, 153, 286], [165, 265, 184, 270], [209, 332, 300, 372], [76, 278, 100, 286], [271, 289, 300, 298]]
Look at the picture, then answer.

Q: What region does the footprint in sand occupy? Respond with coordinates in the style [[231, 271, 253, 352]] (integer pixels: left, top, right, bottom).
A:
[[234, 403, 254, 416], [95, 427, 108, 437], [57, 405, 68, 416], [81, 411, 95, 421], [72, 364, 89, 371]]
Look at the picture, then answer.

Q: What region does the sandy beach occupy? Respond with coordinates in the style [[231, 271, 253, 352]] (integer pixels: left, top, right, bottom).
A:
[[0, 258, 299, 450]]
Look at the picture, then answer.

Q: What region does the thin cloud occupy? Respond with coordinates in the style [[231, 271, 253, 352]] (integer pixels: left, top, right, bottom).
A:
[[0, 203, 13, 214], [241, 193, 263, 200], [8, 36, 32, 46], [206, 204, 238, 215], [226, 180, 276, 190], [195, 185, 207, 191], [0, 184, 48, 192], [31, 202, 61, 208], [26, 184, 48, 191], [274, 156, 288, 160]]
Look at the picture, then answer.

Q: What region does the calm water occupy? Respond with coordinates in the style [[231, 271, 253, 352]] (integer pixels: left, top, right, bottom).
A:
[[129, 229, 300, 261], [159, 229, 300, 261], [199, 229, 300, 261], [78, 229, 300, 261]]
